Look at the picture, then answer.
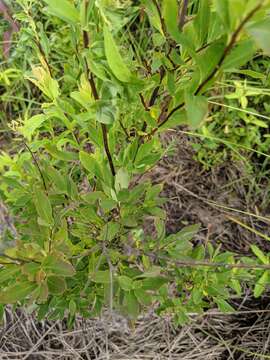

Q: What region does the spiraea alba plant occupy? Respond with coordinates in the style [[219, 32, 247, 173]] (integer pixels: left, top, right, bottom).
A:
[[1, 0, 270, 324]]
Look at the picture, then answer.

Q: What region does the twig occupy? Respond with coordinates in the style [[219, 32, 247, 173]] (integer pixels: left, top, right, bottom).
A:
[[195, 2, 263, 95], [23, 141, 47, 192], [144, 250, 270, 271], [152, 0, 166, 36], [179, 0, 189, 30]]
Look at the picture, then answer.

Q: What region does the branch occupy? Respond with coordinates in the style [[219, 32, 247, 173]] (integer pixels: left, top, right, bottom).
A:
[[146, 251, 270, 271], [195, 2, 263, 95], [23, 141, 47, 192], [83, 31, 116, 177], [179, 0, 189, 30], [152, 0, 166, 36], [126, 246, 270, 271]]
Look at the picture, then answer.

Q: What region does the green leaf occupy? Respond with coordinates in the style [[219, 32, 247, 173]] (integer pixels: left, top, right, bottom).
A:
[[118, 276, 133, 291], [47, 276, 66, 295], [115, 168, 129, 192], [69, 299, 77, 316], [47, 167, 67, 193], [91, 270, 111, 284], [134, 288, 152, 306], [103, 24, 132, 83], [163, 0, 178, 40], [214, 298, 235, 312], [34, 189, 54, 227], [194, 0, 210, 46], [230, 279, 242, 297], [251, 245, 269, 264], [0, 281, 36, 304], [28, 67, 59, 101], [95, 100, 115, 125], [254, 271, 269, 298], [142, 277, 168, 290], [0, 266, 20, 284], [124, 291, 140, 319], [197, 40, 225, 81], [185, 93, 208, 129], [214, 0, 230, 31], [247, 18, 270, 56], [21, 114, 47, 141], [141, 0, 164, 35], [222, 40, 255, 70], [43, 0, 80, 25], [43, 256, 75, 277], [79, 151, 102, 179]]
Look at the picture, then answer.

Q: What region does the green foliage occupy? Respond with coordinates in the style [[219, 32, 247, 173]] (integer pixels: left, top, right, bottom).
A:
[[1, 0, 270, 325]]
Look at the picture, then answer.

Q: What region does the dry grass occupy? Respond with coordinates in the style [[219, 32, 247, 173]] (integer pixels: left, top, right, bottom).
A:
[[1, 303, 270, 359]]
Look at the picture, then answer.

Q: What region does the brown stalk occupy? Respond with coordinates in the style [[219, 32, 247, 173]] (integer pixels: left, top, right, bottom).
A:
[[179, 0, 189, 30]]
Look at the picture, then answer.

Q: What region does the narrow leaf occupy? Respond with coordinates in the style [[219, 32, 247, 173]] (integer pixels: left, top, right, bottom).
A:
[[103, 24, 131, 82], [163, 0, 178, 40], [254, 271, 269, 298], [251, 245, 269, 264]]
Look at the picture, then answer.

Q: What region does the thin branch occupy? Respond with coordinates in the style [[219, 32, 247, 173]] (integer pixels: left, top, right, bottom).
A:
[[152, 0, 166, 36], [179, 0, 189, 30], [149, 66, 165, 107], [23, 141, 47, 192], [195, 2, 263, 95], [142, 250, 270, 271], [101, 123, 116, 176], [139, 93, 149, 111], [123, 244, 270, 271]]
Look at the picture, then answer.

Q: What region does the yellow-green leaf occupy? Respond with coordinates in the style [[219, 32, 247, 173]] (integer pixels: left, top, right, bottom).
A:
[[43, 256, 75, 277], [254, 271, 269, 298], [103, 24, 131, 82], [0, 281, 36, 304], [43, 0, 80, 25], [34, 189, 54, 227], [163, 0, 178, 40]]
